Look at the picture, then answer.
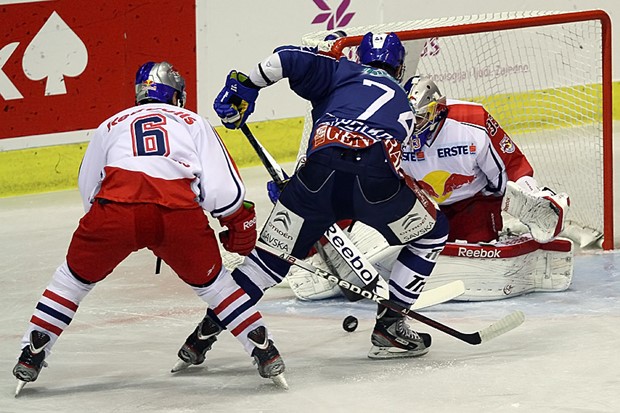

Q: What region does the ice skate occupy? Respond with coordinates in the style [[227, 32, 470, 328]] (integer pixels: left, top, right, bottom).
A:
[[368, 307, 431, 359], [247, 326, 288, 390], [13, 330, 51, 396], [171, 314, 222, 373]]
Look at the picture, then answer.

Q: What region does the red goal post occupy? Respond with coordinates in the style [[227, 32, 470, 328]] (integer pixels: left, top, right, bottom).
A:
[[299, 10, 614, 249]]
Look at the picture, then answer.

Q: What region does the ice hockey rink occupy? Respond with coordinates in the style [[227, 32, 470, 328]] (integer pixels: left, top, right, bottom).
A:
[[1, 157, 619, 413]]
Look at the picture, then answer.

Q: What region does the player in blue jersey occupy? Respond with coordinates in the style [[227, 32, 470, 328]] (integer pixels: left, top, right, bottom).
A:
[[173, 32, 449, 366]]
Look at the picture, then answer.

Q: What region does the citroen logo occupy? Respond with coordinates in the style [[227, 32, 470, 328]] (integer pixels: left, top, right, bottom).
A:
[[273, 210, 291, 231], [402, 213, 421, 230]]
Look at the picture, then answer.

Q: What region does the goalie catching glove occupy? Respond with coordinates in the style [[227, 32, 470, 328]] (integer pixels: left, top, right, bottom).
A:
[[213, 70, 260, 129], [502, 181, 570, 243], [218, 201, 257, 255]]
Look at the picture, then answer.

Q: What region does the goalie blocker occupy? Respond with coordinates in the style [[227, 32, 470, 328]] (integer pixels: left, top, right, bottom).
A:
[[287, 223, 573, 302]]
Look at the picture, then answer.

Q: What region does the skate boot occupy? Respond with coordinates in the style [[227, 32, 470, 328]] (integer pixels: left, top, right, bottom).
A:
[[13, 330, 51, 396], [247, 326, 288, 389], [171, 313, 222, 373], [368, 307, 431, 359]]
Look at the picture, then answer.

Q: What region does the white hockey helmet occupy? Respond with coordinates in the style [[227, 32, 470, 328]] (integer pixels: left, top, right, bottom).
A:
[[404, 76, 448, 148]]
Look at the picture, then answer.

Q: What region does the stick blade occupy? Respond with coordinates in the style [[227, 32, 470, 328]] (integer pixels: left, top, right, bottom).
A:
[[478, 310, 526, 343], [411, 280, 465, 310]]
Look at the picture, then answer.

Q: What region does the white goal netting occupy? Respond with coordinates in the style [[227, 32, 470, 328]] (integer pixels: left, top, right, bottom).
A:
[[296, 10, 613, 249]]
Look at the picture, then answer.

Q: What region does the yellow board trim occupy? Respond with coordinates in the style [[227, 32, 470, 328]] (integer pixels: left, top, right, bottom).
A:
[[0, 118, 304, 198], [1, 82, 618, 198]]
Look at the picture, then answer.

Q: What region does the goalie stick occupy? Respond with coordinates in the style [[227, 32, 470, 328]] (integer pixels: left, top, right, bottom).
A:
[[239, 124, 390, 299], [256, 241, 525, 345]]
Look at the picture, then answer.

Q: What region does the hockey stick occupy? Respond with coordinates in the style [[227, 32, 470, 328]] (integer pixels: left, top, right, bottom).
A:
[[310, 222, 465, 309], [256, 241, 525, 345], [239, 124, 464, 310], [239, 124, 389, 299], [409, 280, 465, 310]]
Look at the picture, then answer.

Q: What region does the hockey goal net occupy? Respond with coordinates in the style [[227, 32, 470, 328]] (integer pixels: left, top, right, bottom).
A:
[[297, 10, 614, 249]]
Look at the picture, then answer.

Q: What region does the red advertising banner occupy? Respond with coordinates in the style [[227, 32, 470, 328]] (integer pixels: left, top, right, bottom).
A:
[[0, 0, 196, 140]]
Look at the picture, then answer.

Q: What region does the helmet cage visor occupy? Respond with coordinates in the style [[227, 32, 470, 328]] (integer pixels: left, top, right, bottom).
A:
[[414, 99, 447, 136]]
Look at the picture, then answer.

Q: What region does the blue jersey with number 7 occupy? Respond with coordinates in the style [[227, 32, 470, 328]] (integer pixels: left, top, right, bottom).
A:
[[275, 46, 415, 156]]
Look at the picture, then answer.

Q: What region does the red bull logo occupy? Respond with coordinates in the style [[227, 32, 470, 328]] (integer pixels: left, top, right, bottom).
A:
[[138, 79, 156, 94], [419, 170, 475, 203]]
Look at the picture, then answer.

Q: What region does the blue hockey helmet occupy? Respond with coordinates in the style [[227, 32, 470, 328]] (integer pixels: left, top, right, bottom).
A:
[[324, 30, 347, 41], [135, 61, 186, 107], [357, 32, 405, 80], [404, 76, 448, 149]]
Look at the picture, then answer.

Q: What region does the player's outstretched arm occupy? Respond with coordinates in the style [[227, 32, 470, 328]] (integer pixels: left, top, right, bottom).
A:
[[213, 71, 260, 129]]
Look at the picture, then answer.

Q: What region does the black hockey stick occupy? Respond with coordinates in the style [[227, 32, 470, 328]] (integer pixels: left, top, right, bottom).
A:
[[239, 124, 389, 301], [257, 241, 525, 345], [240, 124, 288, 186]]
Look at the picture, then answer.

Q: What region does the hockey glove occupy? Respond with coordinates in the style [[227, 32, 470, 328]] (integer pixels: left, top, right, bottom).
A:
[[213, 71, 260, 130], [502, 181, 570, 243], [218, 201, 257, 255], [266, 172, 290, 204]]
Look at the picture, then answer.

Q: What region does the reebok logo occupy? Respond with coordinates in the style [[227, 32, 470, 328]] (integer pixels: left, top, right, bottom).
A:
[[326, 275, 383, 304], [243, 216, 257, 230], [458, 247, 501, 258], [325, 225, 375, 283]]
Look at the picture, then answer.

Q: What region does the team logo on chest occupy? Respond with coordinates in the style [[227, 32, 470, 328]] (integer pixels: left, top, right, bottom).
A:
[[402, 151, 425, 162], [436, 144, 476, 158]]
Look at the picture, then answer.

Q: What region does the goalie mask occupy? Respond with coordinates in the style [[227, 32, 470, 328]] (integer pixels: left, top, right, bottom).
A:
[[357, 32, 406, 81], [404, 76, 448, 150], [135, 61, 186, 108]]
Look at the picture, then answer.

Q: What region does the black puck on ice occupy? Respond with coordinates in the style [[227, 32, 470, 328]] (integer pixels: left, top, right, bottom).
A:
[[342, 315, 358, 332]]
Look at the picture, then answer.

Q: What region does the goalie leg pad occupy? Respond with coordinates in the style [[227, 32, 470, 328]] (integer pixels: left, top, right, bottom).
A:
[[286, 252, 342, 300], [424, 235, 574, 301]]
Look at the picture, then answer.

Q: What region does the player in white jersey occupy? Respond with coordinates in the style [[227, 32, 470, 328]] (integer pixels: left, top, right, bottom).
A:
[[12, 61, 286, 395], [286, 75, 573, 302], [401, 75, 570, 245]]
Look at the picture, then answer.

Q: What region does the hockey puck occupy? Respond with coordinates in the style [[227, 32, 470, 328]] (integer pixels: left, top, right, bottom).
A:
[[342, 315, 358, 332]]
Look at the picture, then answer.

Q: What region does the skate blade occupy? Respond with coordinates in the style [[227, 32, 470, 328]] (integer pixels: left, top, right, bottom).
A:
[[170, 359, 192, 373], [367, 345, 429, 359], [15, 380, 27, 397], [271, 373, 289, 390]]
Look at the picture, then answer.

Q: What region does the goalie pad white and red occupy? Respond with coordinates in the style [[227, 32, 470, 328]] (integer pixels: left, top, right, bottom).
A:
[[501, 180, 570, 243], [421, 235, 573, 300], [286, 222, 573, 302]]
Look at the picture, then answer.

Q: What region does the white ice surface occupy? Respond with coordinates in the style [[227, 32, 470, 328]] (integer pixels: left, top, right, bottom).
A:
[[1, 164, 619, 413]]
